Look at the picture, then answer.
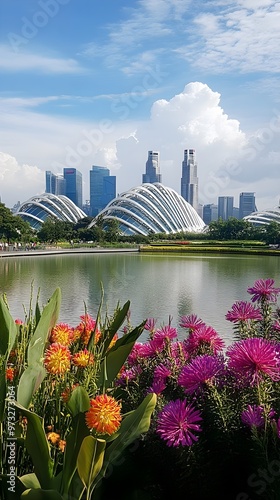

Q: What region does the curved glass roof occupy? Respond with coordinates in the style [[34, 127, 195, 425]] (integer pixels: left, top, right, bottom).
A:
[[244, 206, 280, 226], [15, 193, 86, 230], [88, 183, 205, 235]]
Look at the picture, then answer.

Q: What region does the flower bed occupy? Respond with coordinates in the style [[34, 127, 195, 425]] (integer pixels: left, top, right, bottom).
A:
[[1, 279, 280, 499]]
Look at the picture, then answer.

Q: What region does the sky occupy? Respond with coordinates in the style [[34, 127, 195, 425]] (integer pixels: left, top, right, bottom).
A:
[[0, 0, 280, 211]]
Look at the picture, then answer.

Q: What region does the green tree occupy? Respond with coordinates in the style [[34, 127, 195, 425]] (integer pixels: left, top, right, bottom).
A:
[[0, 203, 32, 243], [37, 218, 74, 244], [207, 217, 257, 240], [262, 221, 280, 245], [104, 219, 120, 242]]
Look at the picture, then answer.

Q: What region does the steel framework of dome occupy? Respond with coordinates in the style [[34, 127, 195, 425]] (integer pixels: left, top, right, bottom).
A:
[[15, 193, 86, 230], [243, 206, 280, 226], [88, 183, 205, 235]]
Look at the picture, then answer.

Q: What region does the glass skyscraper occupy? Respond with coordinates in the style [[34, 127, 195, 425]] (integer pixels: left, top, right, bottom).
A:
[[181, 149, 198, 212], [218, 196, 234, 220], [63, 168, 83, 209], [142, 151, 162, 184], [90, 166, 116, 217], [239, 192, 256, 219]]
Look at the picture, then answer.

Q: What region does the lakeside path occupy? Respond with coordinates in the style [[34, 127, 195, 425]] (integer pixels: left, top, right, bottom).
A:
[[0, 247, 140, 258]]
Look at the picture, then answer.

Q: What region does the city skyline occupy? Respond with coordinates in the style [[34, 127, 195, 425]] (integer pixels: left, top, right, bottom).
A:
[[1, 1, 280, 210]]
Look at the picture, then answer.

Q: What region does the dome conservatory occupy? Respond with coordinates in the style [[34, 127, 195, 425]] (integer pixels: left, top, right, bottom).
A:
[[88, 183, 205, 235], [243, 206, 280, 226], [15, 193, 86, 230]]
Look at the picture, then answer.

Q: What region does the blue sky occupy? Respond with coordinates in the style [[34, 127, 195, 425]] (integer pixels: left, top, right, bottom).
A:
[[1, 0, 280, 211]]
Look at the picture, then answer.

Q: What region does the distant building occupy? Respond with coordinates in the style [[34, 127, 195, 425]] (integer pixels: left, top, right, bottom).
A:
[[90, 166, 116, 217], [181, 149, 198, 212], [63, 168, 83, 209], [239, 192, 256, 219], [203, 204, 218, 225], [218, 196, 234, 220], [45, 171, 65, 196], [142, 151, 162, 184]]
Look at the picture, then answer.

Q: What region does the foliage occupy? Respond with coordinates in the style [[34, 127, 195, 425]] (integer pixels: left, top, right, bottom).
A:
[[0, 203, 32, 243], [112, 278, 280, 499], [0, 289, 156, 499], [207, 217, 261, 240]]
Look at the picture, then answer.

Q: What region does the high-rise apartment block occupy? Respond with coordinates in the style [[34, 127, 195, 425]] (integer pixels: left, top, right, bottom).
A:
[[218, 196, 234, 220], [181, 149, 198, 212], [203, 204, 218, 225], [63, 168, 83, 209], [90, 166, 116, 217], [239, 192, 256, 219], [142, 151, 162, 184]]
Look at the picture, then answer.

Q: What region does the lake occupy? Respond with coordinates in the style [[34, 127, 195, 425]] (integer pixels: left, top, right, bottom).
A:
[[1, 251, 280, 345]]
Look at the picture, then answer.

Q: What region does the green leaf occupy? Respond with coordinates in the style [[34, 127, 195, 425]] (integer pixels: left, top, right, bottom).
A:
[[77, 436, 106, 490], [0, 294, 17, 356], [17, 363, 47, 408], [14, 402, 54, 489], [21, 489, 63, 499], [99, 301, 130, 355], [27, 288, 61, 366], [19, 473, 41, 489], [60, 412, 90, 496], [67, 386, 90, 418], [95, 393, 157, 487], [0, 371, 7, 422], [109, 320, 146, 352]]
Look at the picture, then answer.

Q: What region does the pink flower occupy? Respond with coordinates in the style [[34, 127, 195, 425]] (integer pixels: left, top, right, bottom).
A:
[[154, 363, 171, 381], [156, 399, 202, 447], [226, 301, 263, 323], [247, 279, 280, 303], [241, 405, 265, 428], [154, 325, 178, 341], [183, 325, 225, 355], [227, 338, 280, 385], [179, 314, 206, 332], [147, 378, 167, 395], [144, 318, 157, 332], [178, 355, 225, 394]]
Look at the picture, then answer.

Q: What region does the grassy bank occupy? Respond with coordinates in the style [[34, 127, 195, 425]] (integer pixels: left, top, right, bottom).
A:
[[139, 243, 280, 256]]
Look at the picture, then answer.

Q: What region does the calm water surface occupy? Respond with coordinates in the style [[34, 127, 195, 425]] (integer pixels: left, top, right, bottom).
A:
[[1, 252, 280, 345]]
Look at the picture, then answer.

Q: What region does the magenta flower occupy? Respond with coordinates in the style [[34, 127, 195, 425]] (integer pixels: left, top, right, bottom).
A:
[[183, 325, 225, 355], [144, 318, 157, 332], [156, 399, 202, 447], [178, 355, 225, 394], [179, 314, 206, 332], [226, 301, 263, 323], [247, 279, 280, 303], [154, 363, 172, 381], [154, 325, 178, 341], [273, 320, 280, 332], [241, 404, 265, 428], [147, 378, 167, 395], [227, 338, 280, 385], [138, 337, 165, 357]]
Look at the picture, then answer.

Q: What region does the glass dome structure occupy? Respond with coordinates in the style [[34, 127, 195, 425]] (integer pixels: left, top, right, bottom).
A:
[[88, 183, 205, 235], [15, 193, 86, 230], [243, 206, 280, 226]]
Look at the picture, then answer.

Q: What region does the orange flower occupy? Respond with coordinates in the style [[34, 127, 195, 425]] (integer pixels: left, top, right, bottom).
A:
[[47, 432, 60, 445], [44, 343, 71, 375], [76, 314, 101, 345], [50, 323, 73, 346], [72, 349, 94, 367], [58, 439, 66, 452], [108, 333, 118, 350], [85, 394, 122, 435], [6, 367, 15, 382]]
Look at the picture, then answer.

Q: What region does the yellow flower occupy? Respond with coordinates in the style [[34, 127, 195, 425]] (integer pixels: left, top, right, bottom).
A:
[[85, 394, 122, 435], [47, 432, 60, 445], [75, 314, 101, 345], [72, 349, 94, 367], [44, 343, 71, 375], [50, 323, 73, 346]]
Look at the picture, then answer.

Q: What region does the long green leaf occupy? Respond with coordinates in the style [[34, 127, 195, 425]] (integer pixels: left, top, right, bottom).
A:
[[27, 288, 61, 366], [19, 473, 41, 489], [109, 320, 146, 352], [0, 371, 7, 422], [77, 436, 106, 490], [14, 403, 54, 489], [99, 301, 130, 355], [0, 295, 17, 356], [67, 386, 90, 418], [21, 489, 63, 499], [17, 363, 47, 408]]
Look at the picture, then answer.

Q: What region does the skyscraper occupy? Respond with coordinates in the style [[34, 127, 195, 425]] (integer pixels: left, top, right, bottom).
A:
[[142, 151, 162, 184], [63, 168, 83, 209], [218, 196, 234, 220], [90, 166, 116, 217], [45, 171, 65, 195], [239, 192, 256, 219], [181, 149, 198, 211]]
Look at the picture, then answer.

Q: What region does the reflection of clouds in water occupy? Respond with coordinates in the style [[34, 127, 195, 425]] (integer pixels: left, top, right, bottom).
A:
[[1, 253, 280, 346]]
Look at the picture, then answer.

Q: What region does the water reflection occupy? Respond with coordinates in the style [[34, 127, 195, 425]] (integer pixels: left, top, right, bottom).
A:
[[1, 253, 280, 345]]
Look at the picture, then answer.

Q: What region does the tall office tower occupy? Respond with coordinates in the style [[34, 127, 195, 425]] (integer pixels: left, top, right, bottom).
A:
[[45, 171, 65, 195], [181, 149, 198, 211], [142, 151, 162, 184], [239, 192, 257, 219], [63, 168, 83, 208], [90, 166, 116, 217], [218, 196, 234, 220], [203, 204, 218, 225]]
